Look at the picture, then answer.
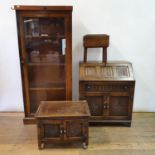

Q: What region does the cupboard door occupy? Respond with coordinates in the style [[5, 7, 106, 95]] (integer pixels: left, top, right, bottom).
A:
[[85, 96, 103, 116], [39, 120, 64, 141], [108, 93, 131, 118], [24, 17, 66, 114], [65, 120, 85, 140], [20, 15, 69, 115]]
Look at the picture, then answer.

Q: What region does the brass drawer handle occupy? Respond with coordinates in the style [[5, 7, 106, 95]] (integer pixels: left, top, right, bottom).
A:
[[124, 85, 128, 90], [85, 85, 91, 90]]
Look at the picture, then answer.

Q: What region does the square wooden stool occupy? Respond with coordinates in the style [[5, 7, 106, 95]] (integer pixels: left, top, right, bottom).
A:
[[35, 100, 90, 149]]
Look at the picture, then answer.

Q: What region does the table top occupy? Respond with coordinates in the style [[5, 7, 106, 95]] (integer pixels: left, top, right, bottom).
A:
[[35, 100, 90, 118]]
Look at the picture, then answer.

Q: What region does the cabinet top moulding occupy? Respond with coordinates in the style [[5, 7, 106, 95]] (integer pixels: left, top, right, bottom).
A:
[[13, 5, 73, 11], [36, 101, 90, 118]]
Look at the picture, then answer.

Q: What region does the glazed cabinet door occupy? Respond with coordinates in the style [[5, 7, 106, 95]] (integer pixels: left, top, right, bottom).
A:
[[21, 16, 66, 114], [64, 120, 88, 141], [16, 8, 72, 120]]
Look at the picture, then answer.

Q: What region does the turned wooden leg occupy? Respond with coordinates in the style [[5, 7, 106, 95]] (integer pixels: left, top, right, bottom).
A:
[[126, 122, 131, 127], [82, 142, 88, 149]]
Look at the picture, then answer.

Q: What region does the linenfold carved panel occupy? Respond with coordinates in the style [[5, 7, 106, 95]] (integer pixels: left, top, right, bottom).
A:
[[100, 66, 113, 78], [116, 66, 129, 78], [85, 66, 97, 78], [80, 61, 134, 81]]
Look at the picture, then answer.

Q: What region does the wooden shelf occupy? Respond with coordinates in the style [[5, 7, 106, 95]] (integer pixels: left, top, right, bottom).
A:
[[29, 87, 65, 91], [25, 35, 65, 39], [29, 82, 65, 89], [27, 62, 65, 66]]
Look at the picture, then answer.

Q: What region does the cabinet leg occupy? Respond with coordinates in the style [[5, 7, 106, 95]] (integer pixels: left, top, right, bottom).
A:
[[38, 142, 44, 150], [125, 122, 131, 127], [82, 142, 88, 149]]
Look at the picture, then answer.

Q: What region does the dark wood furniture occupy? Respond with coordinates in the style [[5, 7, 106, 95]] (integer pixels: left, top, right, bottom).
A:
[[83, 34, 109, 63], [79, 61, 135, 126], [35, 101, 90, 149], [14, 5, 73, 124]]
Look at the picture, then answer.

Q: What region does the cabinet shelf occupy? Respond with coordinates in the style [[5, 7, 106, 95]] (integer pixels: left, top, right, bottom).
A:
[[27, 62, 65, 66], [30, 82, 65, 89], [25, 35, 65, 39], [30, 87, 65, 91]]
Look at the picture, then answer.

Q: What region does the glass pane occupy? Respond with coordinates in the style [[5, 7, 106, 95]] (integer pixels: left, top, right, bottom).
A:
[[24, 17, 66, 113]]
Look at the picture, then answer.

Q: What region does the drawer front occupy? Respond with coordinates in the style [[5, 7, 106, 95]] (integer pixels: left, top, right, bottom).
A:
[[84, 36, 109, 47], [80, 82, 131, 92]]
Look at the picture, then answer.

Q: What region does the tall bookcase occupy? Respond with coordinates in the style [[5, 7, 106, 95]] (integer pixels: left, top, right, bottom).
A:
[[15, 5, 72, 124]]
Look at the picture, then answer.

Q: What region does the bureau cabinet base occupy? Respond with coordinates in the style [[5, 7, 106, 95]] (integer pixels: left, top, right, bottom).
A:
[[89, 120, 131, 127]]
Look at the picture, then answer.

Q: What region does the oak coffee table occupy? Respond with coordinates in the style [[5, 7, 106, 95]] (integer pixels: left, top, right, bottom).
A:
[[35, 100, 90, 149]]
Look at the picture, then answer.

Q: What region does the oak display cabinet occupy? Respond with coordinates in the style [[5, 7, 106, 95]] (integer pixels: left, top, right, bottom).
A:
[[15, 5, 72, 124]]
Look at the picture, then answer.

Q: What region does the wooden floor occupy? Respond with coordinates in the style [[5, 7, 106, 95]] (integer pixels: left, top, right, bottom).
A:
[[0, 113, 155, 155]]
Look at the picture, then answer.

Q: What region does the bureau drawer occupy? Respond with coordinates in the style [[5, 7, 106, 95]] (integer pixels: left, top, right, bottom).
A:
[[80, 82, 131, 92]]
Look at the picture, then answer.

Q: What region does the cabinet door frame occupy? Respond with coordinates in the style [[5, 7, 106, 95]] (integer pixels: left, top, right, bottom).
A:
[[37, 120, 64, 142], [106, 92, 132, 120], [17, 12, 72, 117], [80, 92, 106, 118], [64, 119, 88, 141]]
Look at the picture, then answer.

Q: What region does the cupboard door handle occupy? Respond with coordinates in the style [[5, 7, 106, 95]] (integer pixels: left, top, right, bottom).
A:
[[64, 129, 66, 134], [86, 85, 91, 90], [104, 105, 106, 109], [124, 85, 128, 90], [60, 129, 63, 135]]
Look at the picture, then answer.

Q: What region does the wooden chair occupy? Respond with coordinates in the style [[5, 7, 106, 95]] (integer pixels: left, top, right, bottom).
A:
[[83, 34, 109, 63]]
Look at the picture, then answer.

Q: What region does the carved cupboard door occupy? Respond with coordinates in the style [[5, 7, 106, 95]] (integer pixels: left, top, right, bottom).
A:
[[39, 120, 64, 141], [107, 93, 132, 120], [86, 96, 103, 116], [64, 120, 86, 141]]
